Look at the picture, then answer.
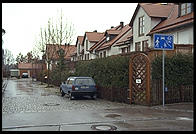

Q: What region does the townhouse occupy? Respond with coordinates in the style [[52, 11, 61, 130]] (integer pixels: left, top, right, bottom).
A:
[[72, 3, 193, 62], [74, 22, 133, 60], [94, 22, 132, 57], [75, 36, 84, 61], [129, 3, 194, 53], [82, 31, 104, 60]]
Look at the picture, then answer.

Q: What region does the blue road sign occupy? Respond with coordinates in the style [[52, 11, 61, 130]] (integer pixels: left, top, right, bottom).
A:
[[154, 34, 174, 50]]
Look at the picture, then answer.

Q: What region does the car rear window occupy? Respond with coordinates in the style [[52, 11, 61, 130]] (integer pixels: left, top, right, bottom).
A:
[[75, 78, 95, 86], [67, 79, 74, 85]]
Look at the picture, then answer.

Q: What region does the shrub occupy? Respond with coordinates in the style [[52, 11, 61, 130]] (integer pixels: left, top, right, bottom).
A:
[[151, 53, 193, 87], [75, 55, 130, 88]]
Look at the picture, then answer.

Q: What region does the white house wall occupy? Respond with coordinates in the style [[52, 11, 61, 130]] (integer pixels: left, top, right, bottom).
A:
[[149, 24, 194, 46], [110, 45, 119, 56], [133, 7, 152, 50]]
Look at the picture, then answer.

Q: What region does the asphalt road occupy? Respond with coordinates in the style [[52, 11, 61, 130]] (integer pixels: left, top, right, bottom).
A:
[[2, 78, 193, 131]]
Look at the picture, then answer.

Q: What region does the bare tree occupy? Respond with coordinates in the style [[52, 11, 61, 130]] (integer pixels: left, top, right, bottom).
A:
[[4, 49, 15, 65], [33, 9, 75, 87]]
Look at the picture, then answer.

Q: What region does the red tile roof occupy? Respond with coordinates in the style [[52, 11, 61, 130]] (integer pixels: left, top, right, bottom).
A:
[[130, 3, 175, 26], [114, 29, 133, 46], [85, 32, 104, 43], [76, 36, 84, 46], [141, 3, 175, 18], [89, 36, 106, 52], [96, 24, 131, 51], [129, 3, 194, 36], [148, 7, 194, 35], [105, 30, 121, 35], [46, 44, 76, 60], [18, 63, 32, 69]]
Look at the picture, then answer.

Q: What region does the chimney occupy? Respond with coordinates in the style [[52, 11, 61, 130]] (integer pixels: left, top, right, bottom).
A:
[[120, 21, 124, 28], [111, 26, 114, 28], [93, 30, 97, 32]]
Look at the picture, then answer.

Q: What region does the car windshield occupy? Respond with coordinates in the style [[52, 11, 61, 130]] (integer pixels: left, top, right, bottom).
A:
[[75, 78, 95, 86]]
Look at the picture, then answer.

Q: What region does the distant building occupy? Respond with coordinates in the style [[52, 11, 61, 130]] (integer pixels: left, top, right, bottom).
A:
[[45, 44, 76, 70]]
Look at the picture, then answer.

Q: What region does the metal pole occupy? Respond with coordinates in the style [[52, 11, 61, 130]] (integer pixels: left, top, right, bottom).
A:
[[162, 50, 165, 107]]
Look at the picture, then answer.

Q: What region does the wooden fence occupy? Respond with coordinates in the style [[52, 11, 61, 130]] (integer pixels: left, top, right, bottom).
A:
[[150, 80, 193, 106], [97, 86, 130, 104]]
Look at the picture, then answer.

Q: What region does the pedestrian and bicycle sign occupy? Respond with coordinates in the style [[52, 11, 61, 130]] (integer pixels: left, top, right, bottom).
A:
[[154, 34, 174, 50], [153, 34, 174, 107]]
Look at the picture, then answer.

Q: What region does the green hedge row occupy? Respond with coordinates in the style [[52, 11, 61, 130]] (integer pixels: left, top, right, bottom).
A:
[[74, 56, 130, 88], [151, 53, 193, 87]]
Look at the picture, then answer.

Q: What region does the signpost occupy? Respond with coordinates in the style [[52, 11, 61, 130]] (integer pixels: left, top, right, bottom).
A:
[[153, 34, 174, 107]]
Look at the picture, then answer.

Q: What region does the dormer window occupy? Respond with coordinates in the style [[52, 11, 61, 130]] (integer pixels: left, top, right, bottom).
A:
[[180, 3, 193, 16], [106, 36, 110, 42]]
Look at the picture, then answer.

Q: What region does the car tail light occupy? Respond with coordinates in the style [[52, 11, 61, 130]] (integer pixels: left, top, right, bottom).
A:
[[95, 85, 98, 89], [72, 85, 75, 91]]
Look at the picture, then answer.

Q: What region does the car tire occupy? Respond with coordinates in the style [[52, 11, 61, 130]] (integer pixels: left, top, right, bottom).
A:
[[91, 95, 97, 100], [69, 93, 74, 100], [60, 88, 65, 97]]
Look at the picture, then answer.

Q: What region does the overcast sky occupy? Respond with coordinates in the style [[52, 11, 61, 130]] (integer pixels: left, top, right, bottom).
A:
[[2, 3, 138, 59]]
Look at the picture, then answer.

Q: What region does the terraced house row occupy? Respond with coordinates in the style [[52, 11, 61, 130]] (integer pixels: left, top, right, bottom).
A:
[[70, 3, 193, 62]]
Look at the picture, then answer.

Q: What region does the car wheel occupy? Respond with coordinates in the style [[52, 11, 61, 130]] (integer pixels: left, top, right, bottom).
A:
[[60, 88, 65, 97], [69, 93, 74, 100], [91, 95, 97, 100]]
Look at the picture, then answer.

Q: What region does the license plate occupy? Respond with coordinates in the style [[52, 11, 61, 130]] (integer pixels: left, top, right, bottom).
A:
[[81, 86, 89, 89]]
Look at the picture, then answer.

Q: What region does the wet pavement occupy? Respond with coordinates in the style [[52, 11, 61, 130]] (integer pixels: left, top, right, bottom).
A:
[[2, 78, 193, 131]]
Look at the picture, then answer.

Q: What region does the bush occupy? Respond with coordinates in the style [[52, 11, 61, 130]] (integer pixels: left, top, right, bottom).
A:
[[151, 53, 193, 87], [75, 55, 130, 88], [50, 67, 73, 86]]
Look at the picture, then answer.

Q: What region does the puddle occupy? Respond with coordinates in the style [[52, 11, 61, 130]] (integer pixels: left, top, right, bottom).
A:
[[43, 103, 60, 106], [176, 117, 193, 121], [91, 124, 117, 131], [105, 114, 121, 118]]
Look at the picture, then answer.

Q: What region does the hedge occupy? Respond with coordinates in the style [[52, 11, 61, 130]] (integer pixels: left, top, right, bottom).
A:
[[74, 55, 130, 88], [151, 53, 193, 87]]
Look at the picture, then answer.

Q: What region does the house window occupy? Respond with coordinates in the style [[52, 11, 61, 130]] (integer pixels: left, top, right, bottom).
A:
[[86, 40, 88, 51], [127, 46, 130, 52], [121, 47, 126, 54], [87, 54, 89, 60], [138, 16, 145, 36], [180, 3, 193, 16], [103, 51, 106, 58], [142, 40, 148, 51], [100, 53, 102, 58], [135, 42, 141, 51]]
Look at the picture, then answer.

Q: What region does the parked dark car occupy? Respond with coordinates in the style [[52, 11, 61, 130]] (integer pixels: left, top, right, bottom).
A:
[[22, 73, 28, 78], [60, 77, 97, 100]]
